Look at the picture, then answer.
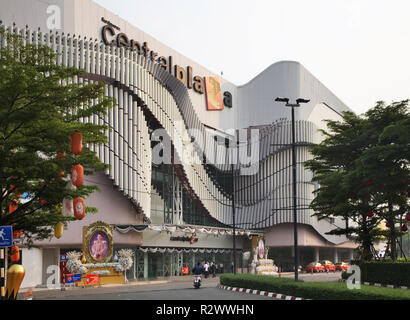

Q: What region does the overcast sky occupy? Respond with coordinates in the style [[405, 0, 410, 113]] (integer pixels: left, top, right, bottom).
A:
[[94, 0, 409, 115]]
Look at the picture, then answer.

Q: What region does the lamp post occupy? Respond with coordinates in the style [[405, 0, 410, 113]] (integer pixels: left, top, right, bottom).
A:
[[224, 137, 237, 275], [275, 97, 310, 281]]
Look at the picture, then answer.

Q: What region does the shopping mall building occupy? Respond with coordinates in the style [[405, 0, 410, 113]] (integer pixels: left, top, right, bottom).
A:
[[1, 0, 358, 287]]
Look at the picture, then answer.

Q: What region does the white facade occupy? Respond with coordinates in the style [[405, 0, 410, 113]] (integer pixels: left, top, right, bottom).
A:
[[1, 0, 356, 286]]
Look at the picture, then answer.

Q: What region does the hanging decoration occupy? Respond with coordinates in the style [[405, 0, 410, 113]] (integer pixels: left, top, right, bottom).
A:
[[9, 199, 18, 214], [71, 164, 84, 187], [367, 210, 374, 218], [12, 230, 23, 239], [73, 197, 85, 220], [401, 224, 408, 232], [71, 132, 83, 155], [405, 213, 410, 222], [62, 198, 74, 217], [114, 224, 255, 237], [56, 152, 66, 159], [137, 247, 240, 254], [10, 246, 20, 262], [66, 181, 77, 191], [189, 234, 198, 245], [54, 222, 63, 239]]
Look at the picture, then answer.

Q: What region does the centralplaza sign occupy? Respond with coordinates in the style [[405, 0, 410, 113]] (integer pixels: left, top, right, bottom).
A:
[[101, 18, 233, 109]]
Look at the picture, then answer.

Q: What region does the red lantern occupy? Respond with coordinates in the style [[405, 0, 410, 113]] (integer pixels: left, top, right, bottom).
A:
[[405, 213, 410, 222], [10, 246, 20, 263], [62, 198, 74, 217], [367, 211, 374, 218], [73, 197, 85, 220], [10, 185, 21, 198], [386, 221, 391, 228], [71, 165, 84, 187], [401, 225, 408, 232], [13, 230, 23, 239], [9, 200, 18, 214], [56, 152, 66, 159], [71, 132, 83, 155], [40, 199, 47, 205]]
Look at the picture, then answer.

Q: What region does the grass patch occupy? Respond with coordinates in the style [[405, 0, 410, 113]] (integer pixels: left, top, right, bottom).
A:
[[220, 274, 410, 300]]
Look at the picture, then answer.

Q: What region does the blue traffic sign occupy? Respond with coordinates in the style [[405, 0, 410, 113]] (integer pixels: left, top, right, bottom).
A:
[[0, 226, 13, 248]]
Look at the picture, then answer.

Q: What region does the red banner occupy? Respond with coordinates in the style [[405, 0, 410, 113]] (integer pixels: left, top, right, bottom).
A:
[[86, 274, 99, 285]]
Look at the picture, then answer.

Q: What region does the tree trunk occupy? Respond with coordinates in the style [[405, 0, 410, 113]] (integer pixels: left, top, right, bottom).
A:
[[361, 215, 373, 261], [388, 202, 396, 261]]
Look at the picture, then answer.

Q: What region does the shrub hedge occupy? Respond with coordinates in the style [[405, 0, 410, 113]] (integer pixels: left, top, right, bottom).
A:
[[220, 274, 410, 300], [350, 261, 410, 287]]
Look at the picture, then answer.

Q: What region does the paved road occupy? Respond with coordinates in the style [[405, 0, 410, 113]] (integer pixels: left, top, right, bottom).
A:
[[29, 277, 272, 301], [24, 272, 342, 301]]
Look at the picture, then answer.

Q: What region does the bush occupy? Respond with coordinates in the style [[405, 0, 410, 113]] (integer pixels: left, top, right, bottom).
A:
[[350, 261, 410, 287], [220, 274, 410, 300]]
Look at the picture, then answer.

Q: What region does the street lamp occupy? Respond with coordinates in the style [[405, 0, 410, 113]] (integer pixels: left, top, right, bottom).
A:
[[215, 135, 239, 275], [224, 137, 237, 275], [275, 97, 310, 281]]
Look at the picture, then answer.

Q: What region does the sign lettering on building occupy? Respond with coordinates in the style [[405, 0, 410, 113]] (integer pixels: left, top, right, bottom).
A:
[[101, 17, 232, 110]]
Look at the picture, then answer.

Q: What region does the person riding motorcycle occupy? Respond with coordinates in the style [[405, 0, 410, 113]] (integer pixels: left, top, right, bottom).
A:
[[193, 262, 203, 275]]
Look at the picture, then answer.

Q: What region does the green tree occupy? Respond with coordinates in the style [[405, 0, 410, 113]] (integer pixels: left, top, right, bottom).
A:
[[349, 101, 410, 260], [0, 30, 114, 246], [305, 101, 409, 261]]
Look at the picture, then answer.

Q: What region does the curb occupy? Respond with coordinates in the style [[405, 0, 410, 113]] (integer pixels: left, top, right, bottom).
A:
[[339, 279, 410, 290], [218, 285, 306, 300]]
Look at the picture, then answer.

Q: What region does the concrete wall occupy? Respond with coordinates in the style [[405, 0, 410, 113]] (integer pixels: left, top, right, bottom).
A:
[[236, 61, 350, 129], [35, 172, 143, 247], [41, 248, 60, 285], [21, 248, 43, 288]]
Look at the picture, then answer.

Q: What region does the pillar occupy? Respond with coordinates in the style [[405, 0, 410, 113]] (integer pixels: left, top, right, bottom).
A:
[[349, 249, 354, 261], [144, 252, 148, 279], [133, 249, 137, 280], [334, 248, 339, 263], [314, 247, 320, 262]]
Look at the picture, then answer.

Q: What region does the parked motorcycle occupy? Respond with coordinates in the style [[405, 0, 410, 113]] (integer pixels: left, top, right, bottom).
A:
[[193, 275, 202, 289]]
